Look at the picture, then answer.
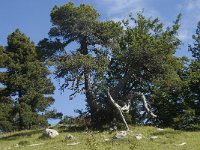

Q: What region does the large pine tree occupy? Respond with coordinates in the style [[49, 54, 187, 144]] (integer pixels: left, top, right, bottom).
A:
[[38, 2, 122, 121], [0, 45, 15, 132], [181, 21, 200, 129], [150, 21, 200, 130], [0, 29, 55, 131]]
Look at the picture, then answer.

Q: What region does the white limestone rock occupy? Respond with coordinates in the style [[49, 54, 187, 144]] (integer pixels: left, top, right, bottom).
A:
[[135, 133, 143, 140], [67, 142, 80, 146], [44, 128, 59, 138], [113, 131, 128, 139], [175, 142, 186, 146], [150, 136, 158, 140]]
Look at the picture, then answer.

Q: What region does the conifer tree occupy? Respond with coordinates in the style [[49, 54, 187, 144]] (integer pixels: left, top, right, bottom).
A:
[[38, 2, 122, 121], [180, 21, 200, 129], [151, 21, 200, 129], [1, 29, 56, 130], [104, 13, 184, 126], [0, 46, 16, 132]]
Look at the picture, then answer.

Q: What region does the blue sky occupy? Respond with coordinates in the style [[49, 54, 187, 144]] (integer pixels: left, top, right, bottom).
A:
[[0, 0, 199, 123]]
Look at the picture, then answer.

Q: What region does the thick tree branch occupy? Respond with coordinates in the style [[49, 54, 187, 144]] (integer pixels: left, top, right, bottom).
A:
[[135, 92, 157, 118], [108, 91, 129, 131], [121, 101, 131, 113], [107, 90, 156, 131]]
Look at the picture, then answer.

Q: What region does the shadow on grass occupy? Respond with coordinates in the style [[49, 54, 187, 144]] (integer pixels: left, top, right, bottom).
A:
[[150, 130, 182, 136], [57, 124, 108, 133], [0, 129, 43, 141], [61, 125, 89, 133]]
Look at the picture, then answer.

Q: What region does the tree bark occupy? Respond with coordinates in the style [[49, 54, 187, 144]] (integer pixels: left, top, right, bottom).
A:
[[18, 89, 24, 130], [110, 71, 134, 100], [80, 37, 96, 117]]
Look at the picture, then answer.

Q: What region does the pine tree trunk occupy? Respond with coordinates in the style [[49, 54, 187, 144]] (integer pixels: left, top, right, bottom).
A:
[[84, 70, 95, 116], [81, 37, 95, 119], [18, 90, 24, 130]]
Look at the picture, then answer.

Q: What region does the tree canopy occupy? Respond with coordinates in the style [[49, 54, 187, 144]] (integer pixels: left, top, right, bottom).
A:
[[1, 2, 200, 132], [0, 29, 58, 131], [38, 2, 122, 121]]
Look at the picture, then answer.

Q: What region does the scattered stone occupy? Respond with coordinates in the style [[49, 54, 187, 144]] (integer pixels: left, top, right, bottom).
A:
[[67, 142, 81, 146], [157, 128, 164, 131], [101, 135, 110, 142], [134, 133, 143, 140], [44, 128, 59, 138], [14, 144, 19, 147], [113, 131, 128, 139], [150, 136, 158, 140], [66, 134, 75, 140], [28, 143, 44, 147], [175, 142, 186, 146], [104, 138, 110, 142]]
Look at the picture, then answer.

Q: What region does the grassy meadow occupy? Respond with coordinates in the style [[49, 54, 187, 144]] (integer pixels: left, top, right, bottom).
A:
[[0, 125, 200, 150]]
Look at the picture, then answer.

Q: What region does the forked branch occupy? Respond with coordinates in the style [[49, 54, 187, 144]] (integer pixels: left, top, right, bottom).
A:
[[107, 90, 157, 131], [135, 92, 157, 118], [107, 91, 129, 131]]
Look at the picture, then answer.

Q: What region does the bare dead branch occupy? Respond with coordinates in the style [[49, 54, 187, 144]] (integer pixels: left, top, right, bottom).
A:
[[121, 102, 131, 113], [135, 92, 157, 118], [108, 91, 129, 131]]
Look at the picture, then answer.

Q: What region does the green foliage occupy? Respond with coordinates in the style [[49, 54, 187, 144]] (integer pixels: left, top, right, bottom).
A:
[[0, 29, 56, 131], [0, 102, 15, 132], [111, 13, 181, 84], [188, 21, 200, 102], [172, 21, 200, 130], [103, 13, 183, 125], [0, 46, 16, 132], [59, 115, 73, 124], [45, 109, 63, 119], [151, 20, 200, 129], [40, 2, 122, 121], [1, 2, 198, 131], [43, 3, 188, 127], [189, 21, 200, 61]]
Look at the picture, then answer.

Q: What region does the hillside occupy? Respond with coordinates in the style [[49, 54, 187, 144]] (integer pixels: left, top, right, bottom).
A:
[[0, 125, 200, 150]]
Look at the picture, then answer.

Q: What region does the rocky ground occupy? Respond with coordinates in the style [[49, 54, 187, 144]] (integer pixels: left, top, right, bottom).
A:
[[0, 125, 199, 150]]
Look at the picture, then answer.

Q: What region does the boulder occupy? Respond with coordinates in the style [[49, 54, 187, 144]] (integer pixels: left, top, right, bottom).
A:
[[101, 135, 110, 142], [175, 142, 186, 146], [44, 129, 59, 138], [67, 142, 80, 146], [150, 136, 158, 140], [113, 131, 128, 139], [135, 133, 143, 140], [28, 143, 44, 147], [14, 144, 19, 147]]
